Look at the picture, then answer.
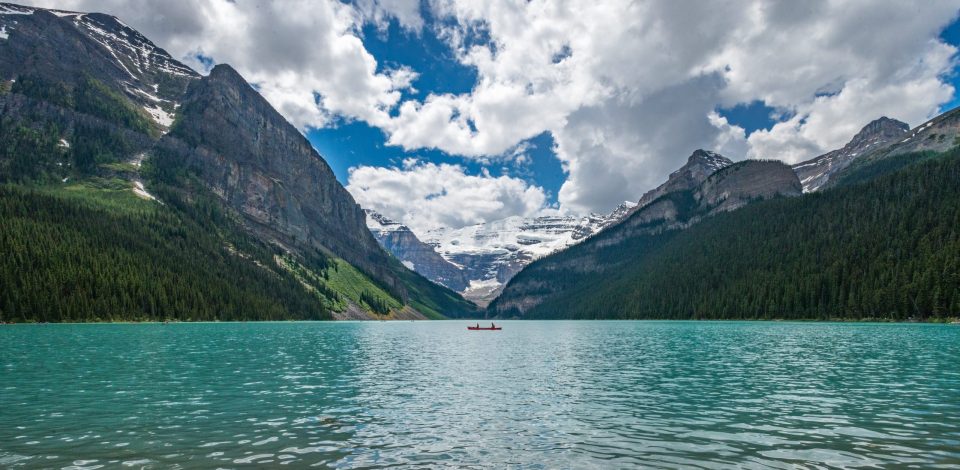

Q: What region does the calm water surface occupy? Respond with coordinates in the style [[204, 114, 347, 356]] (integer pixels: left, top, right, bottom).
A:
[[1, 321, 958, 468]]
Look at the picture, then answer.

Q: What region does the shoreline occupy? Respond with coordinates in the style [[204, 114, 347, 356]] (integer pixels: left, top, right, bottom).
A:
[[2, 318, 958, 325]]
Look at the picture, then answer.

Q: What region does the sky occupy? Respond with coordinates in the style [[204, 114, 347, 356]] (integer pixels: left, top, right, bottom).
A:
[[23, 0, 960, 234]]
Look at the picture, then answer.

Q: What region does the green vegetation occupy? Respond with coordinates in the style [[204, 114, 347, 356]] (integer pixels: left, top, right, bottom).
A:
[[12, 74, 152, 134], [0, 67, 473, 322], [1, 74, 153, 183], [0, 183, 335, 322], [397, 267, 472, 320], [42, 177, 154, 214], [0, 117, 65, 184], [278, 255, 405, 316], [493, 148, 960, 321], [832, 150, 939, 188]]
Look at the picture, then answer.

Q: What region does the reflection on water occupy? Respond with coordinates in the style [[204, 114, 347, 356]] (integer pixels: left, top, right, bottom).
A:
[[1, 321, 958, 468]]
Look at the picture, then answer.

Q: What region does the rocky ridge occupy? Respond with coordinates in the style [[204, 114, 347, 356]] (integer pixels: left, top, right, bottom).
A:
[[366, 210, 469, 292], [0, 3, 196, 131], [792, 117, 909, 192], [490, 157, 802, 317], [633, 149, 733, 212]]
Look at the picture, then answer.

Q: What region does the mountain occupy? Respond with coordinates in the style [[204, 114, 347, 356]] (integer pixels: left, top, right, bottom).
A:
[[826, 106, 960, 188], [633, 149, 733, 211], [364, 149, 732, 307], [489, 108, 960, 320], [792, 117, 909, 192], [0, 3, 475, 322], [366, 210, 469, 292], [491, 144, 960, 320], [489, 156, 802, 317], [0, 4, 194, 131], [364, 203, 634, 306]]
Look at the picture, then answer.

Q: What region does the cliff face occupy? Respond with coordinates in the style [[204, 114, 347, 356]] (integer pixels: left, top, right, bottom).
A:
[[366, 210, 469, 292], [697, 161, 802, 213], [165, 64, 409, 296]]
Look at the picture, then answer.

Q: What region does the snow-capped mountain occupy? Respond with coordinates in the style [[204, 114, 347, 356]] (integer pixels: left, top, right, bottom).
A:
[[792, 117, 909, 192], [0, 3, 197, 130], [366, 202, 635, 305], [366, 150, 732, 306], [366, 210, 469, 292]]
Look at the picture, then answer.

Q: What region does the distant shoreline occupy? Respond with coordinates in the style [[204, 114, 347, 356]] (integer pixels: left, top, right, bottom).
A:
[[2, 318, 958, 325]]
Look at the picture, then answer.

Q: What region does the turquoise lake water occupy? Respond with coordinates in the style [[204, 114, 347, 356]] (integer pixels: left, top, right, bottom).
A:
[[1, 321, 958, 468]]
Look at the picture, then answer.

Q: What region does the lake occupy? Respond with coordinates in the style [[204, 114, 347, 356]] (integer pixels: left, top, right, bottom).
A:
[[1, 321, 958, 468]]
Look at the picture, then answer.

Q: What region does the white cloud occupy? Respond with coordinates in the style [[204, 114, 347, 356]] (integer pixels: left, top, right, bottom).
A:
[[745, 58, 955, 162], [389, 0, 960, 212], [355, 0, 424, 32], [23, 0, 420, 129], [24, 0, 960, 216], [346, 160, 547, 233]]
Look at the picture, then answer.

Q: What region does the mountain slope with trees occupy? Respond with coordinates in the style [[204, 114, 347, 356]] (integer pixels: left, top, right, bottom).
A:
[[490, 146, 960, 320], [0, 3, 475, 322]]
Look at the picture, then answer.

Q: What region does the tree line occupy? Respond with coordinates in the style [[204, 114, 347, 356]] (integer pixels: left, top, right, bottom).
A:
[[495, 148, 960, 321]]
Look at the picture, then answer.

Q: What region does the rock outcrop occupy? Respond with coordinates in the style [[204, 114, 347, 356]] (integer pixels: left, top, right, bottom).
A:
[[634, 149, 733, 211], [366, 210, 469, 292], [164, 64, 411, 297], [792, 117, 909, 192], [697, 160, 801, 213]]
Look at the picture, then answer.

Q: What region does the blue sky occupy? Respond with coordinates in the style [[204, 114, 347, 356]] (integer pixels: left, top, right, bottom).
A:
[[307, 9, 960, 209], [307, 19, 567, 205], [41, 0, 958, 230]]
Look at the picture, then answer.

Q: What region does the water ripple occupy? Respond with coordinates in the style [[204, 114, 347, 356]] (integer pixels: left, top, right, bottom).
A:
[[0, 321, 958, 468]]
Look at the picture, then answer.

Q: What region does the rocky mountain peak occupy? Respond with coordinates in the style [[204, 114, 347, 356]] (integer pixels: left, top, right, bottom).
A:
[[634, 150, 733, 211], [792, 116, 910, 192], [166, 58, 411, 298], [208, 63, 246, 84], [849, 117, 910, 147], [684, 149, 734, 175], [0, 3, 196, 129]]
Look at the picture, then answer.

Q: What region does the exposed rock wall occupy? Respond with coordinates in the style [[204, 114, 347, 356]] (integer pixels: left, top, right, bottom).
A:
[[166, 64, 410, 297]]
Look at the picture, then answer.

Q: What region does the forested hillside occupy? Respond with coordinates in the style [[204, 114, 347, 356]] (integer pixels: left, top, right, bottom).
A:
[[0, 184, 327, 322], [0, 5, 476, 322], [491, 148, 960, 321]]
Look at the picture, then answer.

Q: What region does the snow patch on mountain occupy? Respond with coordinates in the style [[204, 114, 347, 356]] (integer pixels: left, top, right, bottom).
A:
[[143, 103, 174, 128], [792, 117, 909, 192], [132, 181, 156, 201], [366, 202, 636, 304], [0, 4, 31, 15]]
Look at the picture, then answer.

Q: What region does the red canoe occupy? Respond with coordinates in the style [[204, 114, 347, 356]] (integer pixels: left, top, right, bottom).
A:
[[467, 326, 502, 330]]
